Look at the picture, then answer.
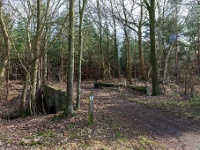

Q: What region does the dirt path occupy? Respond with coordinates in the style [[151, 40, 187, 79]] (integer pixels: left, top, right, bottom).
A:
[[84, 83, 200, 150], [0, 81, 200, 149]]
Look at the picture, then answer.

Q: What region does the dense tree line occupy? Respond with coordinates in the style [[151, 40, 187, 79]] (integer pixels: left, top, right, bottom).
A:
[[0, 0, 199, 117]]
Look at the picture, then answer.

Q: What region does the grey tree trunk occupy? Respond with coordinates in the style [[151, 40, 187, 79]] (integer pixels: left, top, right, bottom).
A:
[[144, 0, 160, 96], [163, 46, 171, 82], [41, 26, 49, 85], [28, 0, 51, 115], [96, 0, 105, 81], [20, 76, 29, 117], [197, 12, 200, 75], [124, 31, 132, 84], [66, 0, 75, 117], [19, 13, 32, 117], [138, 0, 146, 80], [175, 1, 179, 81], [110, 0, 120, 82], [103, 6, 112, 82], [29, 0, 42, 115], [122, 1, 132, 84], [76, 0, 87, 109], [0, 1, 10, 88]]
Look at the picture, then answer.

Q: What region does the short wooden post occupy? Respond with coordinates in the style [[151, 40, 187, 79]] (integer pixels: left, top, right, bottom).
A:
[[88, 92, 94, 125], [146, 86, 150, 96]]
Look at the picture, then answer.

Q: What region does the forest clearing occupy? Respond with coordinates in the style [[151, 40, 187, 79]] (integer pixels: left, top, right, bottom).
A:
[[0, 80, 200, 149], [0, 0, 200, 149]]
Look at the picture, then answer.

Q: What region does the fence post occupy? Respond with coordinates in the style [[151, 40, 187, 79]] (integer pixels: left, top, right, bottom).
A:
[[88, 92, 94, 125]]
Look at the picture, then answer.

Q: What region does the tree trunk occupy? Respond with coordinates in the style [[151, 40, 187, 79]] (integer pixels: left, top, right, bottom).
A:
[[19, 14, 31, 117], [138, 0, 146, 80], [198, 13, 200, 75], [29, 40, 40, 115], [125, 35, 132, 84], [66, 0, 75, 117], [175, 1, 179, 81], [145, 0, 160, 95], [105, 22, 111, 82], [0, 1, 10, 88], [41, 26, 49, 85], [96, 0, 105, 81], [42, 52, 48, 84], [184, 53, 190, 96], [110, 0, 120, 82], [29, 0, 43, 115], [76, 0, 87, 109], [163, 46, 171, 82], [20, 76, 29, 117], [5, 57, 10, 101], [122, 1, 132, 84]]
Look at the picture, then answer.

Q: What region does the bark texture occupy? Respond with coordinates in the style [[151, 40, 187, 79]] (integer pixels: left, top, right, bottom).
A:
[[144, 0, 160, 95], [66, 0, 75, 116], [76, 0, 87, 109], [0, 1, 10, 88]]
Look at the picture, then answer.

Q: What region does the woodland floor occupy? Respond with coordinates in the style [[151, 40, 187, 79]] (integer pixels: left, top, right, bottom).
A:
[[0, 80, 200, 149]]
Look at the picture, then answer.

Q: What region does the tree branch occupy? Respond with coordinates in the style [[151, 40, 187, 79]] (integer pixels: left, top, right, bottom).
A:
[[143, 0, 150, 11]]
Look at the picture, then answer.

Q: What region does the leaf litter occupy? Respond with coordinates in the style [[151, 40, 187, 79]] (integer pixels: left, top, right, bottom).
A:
[[0, 81, 200, 149]]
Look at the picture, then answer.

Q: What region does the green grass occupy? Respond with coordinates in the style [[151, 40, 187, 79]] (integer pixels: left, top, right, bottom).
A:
[[138, 136, 165, 150], [37, 129, 55, 137], [5, 138, 12, 144], [19, 130, 55, 148], [129, 96, 200, 120], [19, 141, 46, 147], [29, 141, 46, 146]]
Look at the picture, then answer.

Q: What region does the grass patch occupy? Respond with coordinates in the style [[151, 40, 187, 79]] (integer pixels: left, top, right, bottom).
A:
[[19, 140, 46, 147], [129, 96, 200, 120], [37, 129, 55, 137], [29, 141, 46, 146], [5, 138, 12, 144], [19, 130, 55, 147], [139, 136, 165, 150]]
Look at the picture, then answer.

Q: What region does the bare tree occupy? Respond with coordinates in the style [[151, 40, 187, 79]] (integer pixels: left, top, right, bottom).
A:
[[96, 0, 106, 81], [6, 0, 67, 116], [121, 0, 132, 84], [65, 0, 75, 117], [109, 0, 121, 82], [138, 0, 146, 80], [76, 0, 87, 109], [144, 0, 160, 95], [0, 0, 11, 88]]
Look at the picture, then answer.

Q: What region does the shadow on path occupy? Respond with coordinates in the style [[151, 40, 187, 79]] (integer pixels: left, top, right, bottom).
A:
[[110, 101, 200, 149], [82, 83, 200, 150]]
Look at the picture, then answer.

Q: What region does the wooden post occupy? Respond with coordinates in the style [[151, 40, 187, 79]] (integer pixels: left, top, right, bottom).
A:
[[88, 92, 94, 125], [146, 86, 150, 96]]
